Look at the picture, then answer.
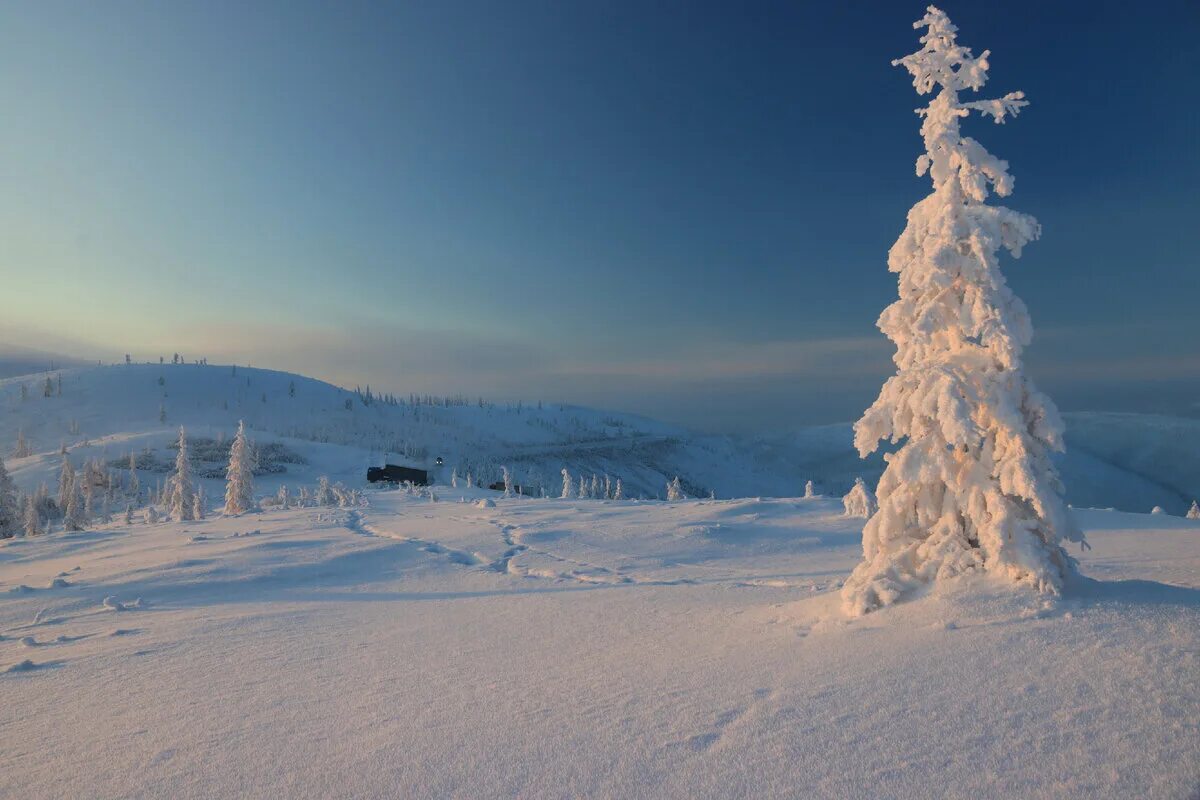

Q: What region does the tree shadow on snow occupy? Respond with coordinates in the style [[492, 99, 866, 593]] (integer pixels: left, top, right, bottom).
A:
[[1071, 575, 1200, 609]]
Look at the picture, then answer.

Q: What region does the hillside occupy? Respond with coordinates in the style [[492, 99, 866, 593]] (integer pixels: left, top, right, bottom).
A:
[[0, 363, 1196, 513]]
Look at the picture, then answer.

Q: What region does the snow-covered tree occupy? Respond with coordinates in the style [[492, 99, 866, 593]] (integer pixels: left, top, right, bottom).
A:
[[577, 474, 588, 499], [13, 429, 32, 459], [613, 478, 623, 501], [24, 495, 41, 537], [159, 402, 167, 424], [1188, 501, 1199, 521], [124, 504, 134, 525], [64, 478, 87, 531], [804, 480, 816, 499], [502, 466, 513, 498], [145, 506, 159, 524], [561, 468, 572, 499], [451, 468, 459, 488], [841, 7, 1083, 616], [590, 474, 600, 500], [43, 376, 53, 397], [604, 474, 612, 500], [193, 487, 206, 520], [1151, 506, 1165, 515], [666, 477, 684, 502], [0, 457, 19, 537], [466, 471, 474, 489], [58, 460, 76, 513], [298, 486, 311, 507], [167, 427, 196, 521], [278, 484, 290, 509], [128, 452, 140, 499], [316, 476, 334, 506], [842, 477, 878, 519], [224, 420, 255, 515]]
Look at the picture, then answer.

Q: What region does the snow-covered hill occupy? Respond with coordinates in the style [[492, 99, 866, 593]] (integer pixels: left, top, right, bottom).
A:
[[1, 363, 1196, 513]]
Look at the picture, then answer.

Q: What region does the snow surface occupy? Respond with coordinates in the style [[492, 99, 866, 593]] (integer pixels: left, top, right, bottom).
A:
[[1, 487, 1197, 798]]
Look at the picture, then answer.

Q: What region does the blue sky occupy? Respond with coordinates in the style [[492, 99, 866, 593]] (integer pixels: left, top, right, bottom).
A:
[[1, 1, 1196, 431]]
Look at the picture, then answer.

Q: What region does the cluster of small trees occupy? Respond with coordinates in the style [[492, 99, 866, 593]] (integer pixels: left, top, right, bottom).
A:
[[559, 469, 623, 501]]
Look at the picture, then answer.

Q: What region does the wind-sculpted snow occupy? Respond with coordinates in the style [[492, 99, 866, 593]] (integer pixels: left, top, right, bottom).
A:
[[1, 489, 1197, 798]]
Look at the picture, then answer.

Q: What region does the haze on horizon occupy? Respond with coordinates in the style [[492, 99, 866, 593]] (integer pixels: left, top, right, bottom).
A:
[[1, 0, 1196, 432]]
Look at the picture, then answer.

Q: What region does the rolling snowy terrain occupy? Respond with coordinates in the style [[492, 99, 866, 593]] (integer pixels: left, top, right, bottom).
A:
[[1, 364, 1196, 513], [1, 487, 1197, 798]]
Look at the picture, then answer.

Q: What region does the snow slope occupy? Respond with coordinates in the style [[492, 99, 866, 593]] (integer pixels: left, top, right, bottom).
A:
[[2, 364, 1195, 513], [1, 491, 1197, 798]]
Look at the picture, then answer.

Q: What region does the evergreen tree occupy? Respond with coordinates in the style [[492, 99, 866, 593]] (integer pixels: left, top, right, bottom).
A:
[[666, 476, 684, 502], [13, 429, 32, 459], [842, 7, 1083, 615], [58, 459, 76, 513], [561, 468, 572, 499], [842, 477, 878, 519], [224, 420, 255, 515], [0, 457, 18, 537], [128, 452, 140, 499], [804, 480, 816, 499], [24, 495, 41, 537], [1188, 501, 1200, 520], [43, 376, 53, 397], [316, 476, 335, 506], [168, 426, 196, 521], [502, 466, 513, 498], [613, 478, 623, 501], [64, 478, 87, 531]]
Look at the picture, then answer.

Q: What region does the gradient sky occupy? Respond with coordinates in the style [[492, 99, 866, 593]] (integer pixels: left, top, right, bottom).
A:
[[1, 0, 1197, 431]]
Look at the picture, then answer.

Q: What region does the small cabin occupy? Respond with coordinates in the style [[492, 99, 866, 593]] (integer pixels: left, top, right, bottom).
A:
[[367, 464, 429, 486]]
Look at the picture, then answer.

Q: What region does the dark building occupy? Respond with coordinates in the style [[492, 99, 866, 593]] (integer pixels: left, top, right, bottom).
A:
[[367, 464, 429, 485]]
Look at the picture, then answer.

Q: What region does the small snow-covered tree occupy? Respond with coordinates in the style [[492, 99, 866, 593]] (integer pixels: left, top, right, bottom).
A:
[[159, 402, 167, 424], [58, 460, 75, 513], [613, 478, 623, 501], [124, 504, 134, 525], [193, 487, 206, 520], [24, 495, 41, 537], [64, 479, 87, 531], [561, 468, 572, 499], [1187, 501, 1199, 520], [841, 7, 1083, 615], [451, 468, 459, 488], [666, 477, 684, 502], [1150, 506, 1165, 515], [278, 484, 290, 509], [502, 466, 513, 498], [842, 478, 878, 519], [167, 427, 196, 521], [577, 474, 588, 499], [224, 420, 255, 515], [145, 506, 159, 524], [298, 486, 312, 507], [316, 476, 335, 506], [804, 480, 816, 499], [43, 376, 53, 397], [590, 474, 600, 500], [128, 452, 140, 499], [604, 474, 612, 500], [466, 471, 474, 489], [0, 457, 19, 537], [13, 429, 32, 459]]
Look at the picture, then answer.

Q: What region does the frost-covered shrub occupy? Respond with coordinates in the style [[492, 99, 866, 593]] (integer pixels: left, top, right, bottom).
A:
[[1188, 501, 1199, 521], [841, 7, 1084, 616], [1150, 506, 1165, 515], [842, 478, 877, 518]]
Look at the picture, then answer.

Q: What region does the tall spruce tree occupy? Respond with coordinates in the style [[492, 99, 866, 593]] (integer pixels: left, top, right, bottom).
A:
[[842, 7, 1084, 616]]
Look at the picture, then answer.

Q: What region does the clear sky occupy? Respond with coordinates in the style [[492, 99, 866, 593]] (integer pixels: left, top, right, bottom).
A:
[[1, 1, 1196, 432]]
